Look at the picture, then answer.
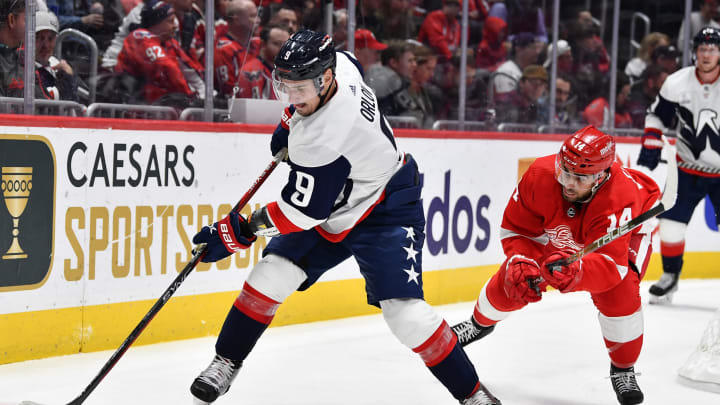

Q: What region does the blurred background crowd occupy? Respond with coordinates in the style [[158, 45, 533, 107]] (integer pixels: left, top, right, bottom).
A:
[[0, 0, 715, 130]]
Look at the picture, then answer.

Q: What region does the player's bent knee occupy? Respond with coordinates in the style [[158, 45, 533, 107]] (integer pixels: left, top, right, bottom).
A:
[[380, 298, 443, 348], [246, 254, 308, 303]]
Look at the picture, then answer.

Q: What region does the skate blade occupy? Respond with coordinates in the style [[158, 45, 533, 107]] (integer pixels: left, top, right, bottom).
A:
[[192, 398, 212, 405], [18, 402, 50, 405], [648, 291, 675, 305]]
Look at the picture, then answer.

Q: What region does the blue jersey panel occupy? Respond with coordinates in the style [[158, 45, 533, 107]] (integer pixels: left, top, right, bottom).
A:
[[280, 155, 352, 220], [660, 169, 720, 224]]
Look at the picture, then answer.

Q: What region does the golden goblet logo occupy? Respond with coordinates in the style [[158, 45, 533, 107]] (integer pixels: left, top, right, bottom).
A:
[[1, 167, 32, 260]]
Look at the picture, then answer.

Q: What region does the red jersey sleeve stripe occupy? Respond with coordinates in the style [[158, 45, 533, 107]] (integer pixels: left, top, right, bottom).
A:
[[267, 201, 304, 234]]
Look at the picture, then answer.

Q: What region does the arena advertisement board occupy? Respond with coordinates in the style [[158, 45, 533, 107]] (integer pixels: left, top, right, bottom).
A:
[[0, 120, 716, 363]]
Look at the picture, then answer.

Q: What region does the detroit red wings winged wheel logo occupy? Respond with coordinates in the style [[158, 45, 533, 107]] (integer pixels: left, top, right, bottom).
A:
[[545, 225, 584, 251]]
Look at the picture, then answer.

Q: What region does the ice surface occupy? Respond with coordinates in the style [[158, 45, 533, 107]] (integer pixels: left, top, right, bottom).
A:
[[2, 280, 719, 404]]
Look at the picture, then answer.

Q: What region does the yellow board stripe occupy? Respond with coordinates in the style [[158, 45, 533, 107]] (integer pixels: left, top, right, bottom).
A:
[[1, 252, 718, 365]]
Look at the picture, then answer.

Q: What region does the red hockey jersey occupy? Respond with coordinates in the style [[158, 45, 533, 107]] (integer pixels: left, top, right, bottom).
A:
[[213, 33, 261, 97], [501, 155, 660, 293], [116, 29, 204, 103], [233, 56, 275, 99]]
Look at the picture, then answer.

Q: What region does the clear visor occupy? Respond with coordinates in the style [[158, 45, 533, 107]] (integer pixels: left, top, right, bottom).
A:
[[272, 70, 319, 104], [555, 154, 602, 187]]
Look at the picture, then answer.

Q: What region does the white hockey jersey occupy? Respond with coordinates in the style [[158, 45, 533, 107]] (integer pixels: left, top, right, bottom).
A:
[[266, 51, 404, 241], [646, 66, 720, 175]]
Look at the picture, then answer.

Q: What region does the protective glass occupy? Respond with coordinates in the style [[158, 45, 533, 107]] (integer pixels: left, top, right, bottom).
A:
[[272, 70, 319, 104], [554, 154, 602, 187]]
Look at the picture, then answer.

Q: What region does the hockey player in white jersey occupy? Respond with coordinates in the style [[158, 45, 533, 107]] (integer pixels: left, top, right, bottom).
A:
[[637, 26, 720, 303], [188, 29, 501, 405]]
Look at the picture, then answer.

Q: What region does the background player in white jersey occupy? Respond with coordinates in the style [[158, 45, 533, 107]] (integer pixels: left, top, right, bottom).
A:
[[188, 29, 500, 405], [452, 127, 660, 405], [637, 27, 720, 303]]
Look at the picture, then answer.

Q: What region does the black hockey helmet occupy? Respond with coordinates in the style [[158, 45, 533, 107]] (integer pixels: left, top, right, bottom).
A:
[[274, 29, 336, 81], [693, 26, 720, 51]]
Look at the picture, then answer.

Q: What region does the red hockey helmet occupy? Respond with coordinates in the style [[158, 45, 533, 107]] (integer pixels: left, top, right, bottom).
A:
[[556, 126, 615, 175]]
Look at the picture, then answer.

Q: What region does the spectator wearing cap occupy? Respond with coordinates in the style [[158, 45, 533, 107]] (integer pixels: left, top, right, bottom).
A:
[[230, 23, 290, 100], [624, 32, 670, 84], [35, 10, 79, 101], [0, 0, 25, 97], [542, 39, 573, 75], [365, 40, 417, 116], [475, 16, 508, 72], [678, 0, 720, 49], [397, 45, 439, 129], [214, 0, 260, 97], [493, 32, 540, 95], [651, 45, 680, 75], [115, 0, 205, 105], [495, 64, 548, 124], [582, 71, 632, 128], [417, 0, 462, 61], [354, 29, 387, 74], [626, 64, 669, 129]]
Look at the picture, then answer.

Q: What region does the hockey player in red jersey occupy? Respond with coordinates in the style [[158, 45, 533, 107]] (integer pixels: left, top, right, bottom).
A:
[[453, 126, 661, 405], [213, 0, 261, 98], [115, 0, 205, 104], [230, 24, 290, 99]]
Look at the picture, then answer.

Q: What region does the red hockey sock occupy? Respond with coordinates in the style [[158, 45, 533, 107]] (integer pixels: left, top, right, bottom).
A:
[[605, 334, 643, 369]]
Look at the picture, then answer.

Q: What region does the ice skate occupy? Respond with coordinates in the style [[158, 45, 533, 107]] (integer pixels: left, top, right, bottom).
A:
[[452, 317, 495, 347], [460, 382, 502, 405], [648, 272, 679, 304], [190, 354, 242, 403], [609, 364, 643, 405]]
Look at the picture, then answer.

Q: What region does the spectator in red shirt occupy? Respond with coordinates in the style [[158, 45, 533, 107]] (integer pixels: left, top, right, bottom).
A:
[[191, 0, 233, 64], [233, 24, 291, 99], [583, 72, 632, 128], [116, 0, 205, 104], [417, 0, 461, 61], [354, 28, 388, 74], [214, 0, 260, 98], [475, 16, 508, 72]]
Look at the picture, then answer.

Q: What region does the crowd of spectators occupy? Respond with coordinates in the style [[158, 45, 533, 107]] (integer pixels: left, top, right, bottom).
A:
[[0, 0, 717, 128]]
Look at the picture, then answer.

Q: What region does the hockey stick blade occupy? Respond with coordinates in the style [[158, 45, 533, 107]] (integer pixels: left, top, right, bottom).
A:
[[22, 148, 287, 405], [534, 138, 677, 288]]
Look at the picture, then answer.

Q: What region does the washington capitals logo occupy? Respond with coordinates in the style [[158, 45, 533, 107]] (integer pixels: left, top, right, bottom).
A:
[[685, 109, 720, 159], [545, 225, 583, 251]]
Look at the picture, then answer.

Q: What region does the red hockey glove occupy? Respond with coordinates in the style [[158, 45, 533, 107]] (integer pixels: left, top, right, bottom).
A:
[[636, 129, 663, 170], [193, 211, 257, 263], [541, 251, 584, 293], [503, 255, 546, 304]]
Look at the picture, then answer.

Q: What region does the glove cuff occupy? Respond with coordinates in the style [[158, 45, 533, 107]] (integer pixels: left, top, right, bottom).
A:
[[641, 129, 663, 149], [220, 214, 254, 252], [506, 254, 539, 270]]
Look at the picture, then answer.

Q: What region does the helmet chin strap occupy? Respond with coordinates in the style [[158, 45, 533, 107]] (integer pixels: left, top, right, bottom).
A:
[[580, 170, 611, 203], [316, 73, 337, 109]]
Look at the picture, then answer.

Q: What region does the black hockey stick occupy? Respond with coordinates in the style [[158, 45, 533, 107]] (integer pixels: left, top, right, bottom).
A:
[[21, 148, 287, 405], [530, 138, 678, 289]]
